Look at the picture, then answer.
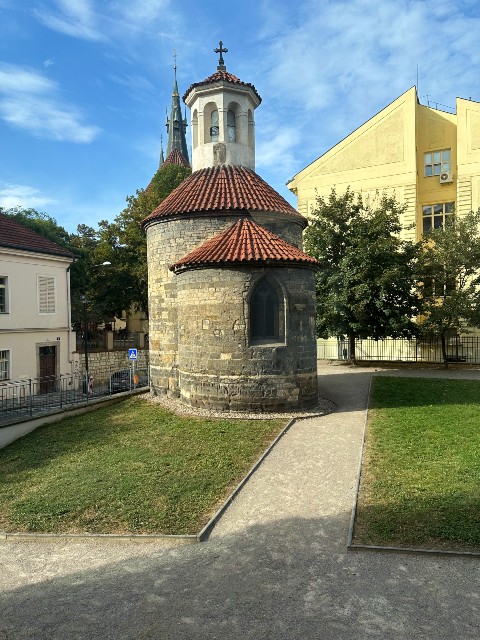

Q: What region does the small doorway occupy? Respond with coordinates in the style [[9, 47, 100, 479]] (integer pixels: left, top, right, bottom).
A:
[[39, 346, 57, 393]]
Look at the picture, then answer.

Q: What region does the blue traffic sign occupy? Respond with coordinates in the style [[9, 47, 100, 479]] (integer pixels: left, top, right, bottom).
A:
[[128, 348, 138, 360]]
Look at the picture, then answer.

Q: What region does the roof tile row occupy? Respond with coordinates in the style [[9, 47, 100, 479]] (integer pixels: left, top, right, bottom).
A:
[[163, 148, 190, 167], [0, 213, 74, 259], [183, 70, 262, 104], [143, 165, 303, 225], [171, 217, 319, 272]]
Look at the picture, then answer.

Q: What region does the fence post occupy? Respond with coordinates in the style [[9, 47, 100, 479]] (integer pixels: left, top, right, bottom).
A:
[[29, 379, 33, 417]]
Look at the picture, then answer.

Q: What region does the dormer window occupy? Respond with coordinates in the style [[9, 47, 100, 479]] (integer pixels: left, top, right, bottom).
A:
[[210, 110, 219, 142]]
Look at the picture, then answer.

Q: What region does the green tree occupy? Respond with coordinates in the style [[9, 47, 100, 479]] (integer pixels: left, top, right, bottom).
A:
[[417, 209, 480, 364], [92, 162, 191, 320], [304, 188, 420, 360]]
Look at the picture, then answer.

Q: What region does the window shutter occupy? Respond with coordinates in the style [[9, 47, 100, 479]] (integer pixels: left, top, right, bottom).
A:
[[38, 276, 56, 313]]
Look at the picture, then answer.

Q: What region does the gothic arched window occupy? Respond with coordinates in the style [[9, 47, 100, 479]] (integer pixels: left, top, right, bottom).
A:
[[250, 279, 279, 341], [210, 110, 219, 142], [227, 110, 236, 142]]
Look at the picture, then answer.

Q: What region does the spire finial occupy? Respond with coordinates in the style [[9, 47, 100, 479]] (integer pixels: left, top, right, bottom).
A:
[[214, 40, 228, 70], [159, 134, 165, 166], [172, 49, 179, 96]]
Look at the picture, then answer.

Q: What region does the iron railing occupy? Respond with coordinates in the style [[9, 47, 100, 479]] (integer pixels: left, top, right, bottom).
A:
[[319, 336, 480, 363], [0, 365, 150, 428]]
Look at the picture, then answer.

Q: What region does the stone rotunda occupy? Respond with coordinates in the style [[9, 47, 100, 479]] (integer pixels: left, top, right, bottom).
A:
[[142, 45, 319, 411]]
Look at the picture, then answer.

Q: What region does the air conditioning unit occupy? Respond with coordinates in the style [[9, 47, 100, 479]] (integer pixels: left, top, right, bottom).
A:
[[440, 171, 453, 184]]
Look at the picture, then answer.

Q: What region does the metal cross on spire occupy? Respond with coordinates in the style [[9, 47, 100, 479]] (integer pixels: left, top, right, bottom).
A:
[[214, 40, 228, 70]]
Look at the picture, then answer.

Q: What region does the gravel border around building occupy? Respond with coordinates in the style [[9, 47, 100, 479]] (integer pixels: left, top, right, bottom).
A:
[[142, 391, 337, 420]]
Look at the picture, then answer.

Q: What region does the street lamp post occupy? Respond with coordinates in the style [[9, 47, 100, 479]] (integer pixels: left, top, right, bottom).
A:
[[83, 261, 111, 395]]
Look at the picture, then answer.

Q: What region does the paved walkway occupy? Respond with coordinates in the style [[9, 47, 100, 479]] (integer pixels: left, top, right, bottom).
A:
[[1, 363, 479, 639]]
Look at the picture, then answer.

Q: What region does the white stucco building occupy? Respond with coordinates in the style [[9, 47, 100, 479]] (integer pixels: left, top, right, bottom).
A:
[[0, 213, 75, 384]]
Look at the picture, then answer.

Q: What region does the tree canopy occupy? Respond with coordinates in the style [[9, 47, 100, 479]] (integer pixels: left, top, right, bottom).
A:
[[2, 162, 191, 329], [303, 189, 420, 358], [417, 209, 480, 362], [90, 162, 191, 320]]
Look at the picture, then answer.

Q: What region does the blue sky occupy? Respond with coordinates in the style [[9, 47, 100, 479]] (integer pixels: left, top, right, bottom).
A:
[[1, 0, 480, 233]]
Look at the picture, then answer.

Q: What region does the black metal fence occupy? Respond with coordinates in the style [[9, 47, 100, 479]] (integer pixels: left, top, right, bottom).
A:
[[0, 365, 150, 428], [319, 336, 480, 363]]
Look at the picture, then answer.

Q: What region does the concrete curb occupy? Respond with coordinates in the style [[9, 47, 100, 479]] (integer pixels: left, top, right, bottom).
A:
[[0, 531, 198, 544]]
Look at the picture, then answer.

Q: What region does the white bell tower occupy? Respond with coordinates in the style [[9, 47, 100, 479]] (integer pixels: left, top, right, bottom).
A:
[[183, 41, 262, 172]]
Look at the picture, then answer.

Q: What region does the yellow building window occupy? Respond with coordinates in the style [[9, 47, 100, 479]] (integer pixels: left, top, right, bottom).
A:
[[424, 149, 450, 177], [422, 202, 454, 234]]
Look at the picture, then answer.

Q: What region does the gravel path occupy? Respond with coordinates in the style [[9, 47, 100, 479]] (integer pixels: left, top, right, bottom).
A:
[[1, 362, 479, 639]]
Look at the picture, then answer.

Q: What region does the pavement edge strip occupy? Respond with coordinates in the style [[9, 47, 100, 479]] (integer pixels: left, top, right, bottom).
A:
[[197, 417, 297, 542], [0, 531, 198, 543], [348, 543, 480, 558], [347, 373, 372, 548]]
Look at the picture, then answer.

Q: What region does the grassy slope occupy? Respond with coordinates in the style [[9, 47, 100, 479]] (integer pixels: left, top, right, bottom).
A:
[[0, 397, 285, 535]]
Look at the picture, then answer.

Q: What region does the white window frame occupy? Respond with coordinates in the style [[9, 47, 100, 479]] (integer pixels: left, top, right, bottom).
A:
[[0, 275, 8, 313], [0, 349, 11, 381], [424, 149, 451, 177], [38, 275, 56, 314]]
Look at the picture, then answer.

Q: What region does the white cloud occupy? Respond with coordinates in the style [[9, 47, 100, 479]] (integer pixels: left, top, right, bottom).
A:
[[43, 58, 55, 68], [34, 0, 107, 41], [33, 0, 175, 44], [0, 64, 55, 94], [111, 0, 169, 23], [108, 73, 155, 94], [254, 0, 480, 173], [0, 183, 59, 211], [0, 63, 101, 142]]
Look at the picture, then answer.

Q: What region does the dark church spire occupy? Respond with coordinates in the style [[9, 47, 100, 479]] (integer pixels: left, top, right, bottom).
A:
[[159, 134, 165, 167], [165, 55, 189, 163]]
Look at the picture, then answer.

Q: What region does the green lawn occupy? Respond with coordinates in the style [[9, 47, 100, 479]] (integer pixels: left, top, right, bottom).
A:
[[354, 376, 480, 551], [0, 397, 285, 535]]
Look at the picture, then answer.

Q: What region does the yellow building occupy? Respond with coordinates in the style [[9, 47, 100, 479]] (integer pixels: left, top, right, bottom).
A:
[[288, 86, 480, 242]]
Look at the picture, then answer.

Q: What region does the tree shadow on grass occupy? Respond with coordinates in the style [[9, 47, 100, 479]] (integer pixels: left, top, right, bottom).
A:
[[353, 491, 480, 553]]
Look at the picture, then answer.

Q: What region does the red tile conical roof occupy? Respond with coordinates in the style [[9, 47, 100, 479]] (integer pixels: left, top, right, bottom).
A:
[[183, 70, 261, 104], [170, 217, 319, 272], [142, 165, 304, 226]]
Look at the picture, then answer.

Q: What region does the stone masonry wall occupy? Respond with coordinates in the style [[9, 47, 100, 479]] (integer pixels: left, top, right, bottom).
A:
[[252, 212, 305, 248], [146, 214, 240, 397], [175, 266, 318, 411], [74, 349, 149, 382]]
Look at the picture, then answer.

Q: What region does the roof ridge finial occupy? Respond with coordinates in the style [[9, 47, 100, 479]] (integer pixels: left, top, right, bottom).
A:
[[214, 40, 228, 71]]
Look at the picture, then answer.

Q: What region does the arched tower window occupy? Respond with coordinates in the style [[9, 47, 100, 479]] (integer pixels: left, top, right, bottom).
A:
[[210, 110, 219, 142], [227, 110, 236, 142], [250, 279, 279, 341]]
